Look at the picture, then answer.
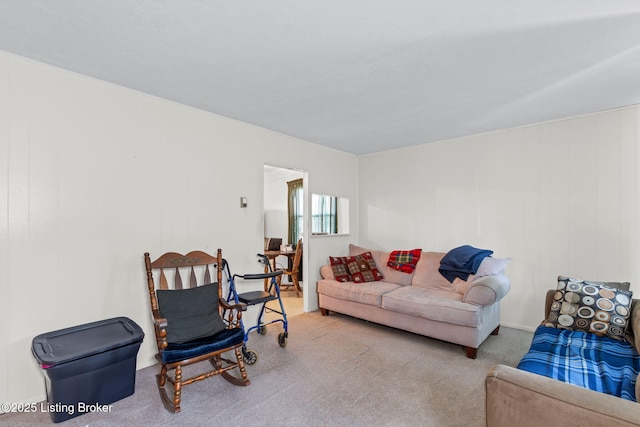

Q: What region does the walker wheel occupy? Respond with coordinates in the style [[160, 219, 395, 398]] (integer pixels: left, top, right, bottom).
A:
[[258, 323, 267, 336], [278, 332, 288, 348], [243, 349, 258, 365]]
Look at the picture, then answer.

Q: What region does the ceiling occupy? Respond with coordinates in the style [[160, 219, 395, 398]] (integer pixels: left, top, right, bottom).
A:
[[1, 1, 640, 156]]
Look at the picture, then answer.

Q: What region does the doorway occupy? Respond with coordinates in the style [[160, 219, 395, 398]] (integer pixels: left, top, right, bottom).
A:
[[263, 164, 304, 318]]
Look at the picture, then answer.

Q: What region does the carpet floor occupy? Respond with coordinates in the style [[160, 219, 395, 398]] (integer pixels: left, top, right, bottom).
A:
[[1, 311, 532, 426]]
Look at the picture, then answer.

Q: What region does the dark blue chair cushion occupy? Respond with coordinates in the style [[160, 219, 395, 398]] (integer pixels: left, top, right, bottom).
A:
[[161, 327, 245, 364], [156, 283, 227, 344]]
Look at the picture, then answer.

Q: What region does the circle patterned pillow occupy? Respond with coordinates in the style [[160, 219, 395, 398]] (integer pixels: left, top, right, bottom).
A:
[[544, 276, 633, 341]]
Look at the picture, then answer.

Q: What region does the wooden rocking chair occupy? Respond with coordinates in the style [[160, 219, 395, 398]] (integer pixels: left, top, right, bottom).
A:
[[144, 249, 250, 413]]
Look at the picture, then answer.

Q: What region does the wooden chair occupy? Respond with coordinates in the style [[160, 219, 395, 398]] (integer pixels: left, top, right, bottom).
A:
[[277, 240, 303, 297], [144, 249, 250, 413]]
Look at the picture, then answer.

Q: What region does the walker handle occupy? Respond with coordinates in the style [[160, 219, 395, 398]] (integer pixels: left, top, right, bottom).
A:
[[239, 270, 283, 280]]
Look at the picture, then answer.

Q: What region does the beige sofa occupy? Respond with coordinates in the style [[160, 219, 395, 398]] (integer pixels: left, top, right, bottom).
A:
[[485, 294, 640, 427], [317, 244, 511, 358]]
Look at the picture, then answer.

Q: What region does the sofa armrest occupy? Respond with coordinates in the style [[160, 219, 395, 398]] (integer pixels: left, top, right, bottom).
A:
[[486, 364, 640, 427], [320, 265, 335, 280], [543, 288, 556, 321], [631, 300, 640, 354], [462, 274, 510, 306]]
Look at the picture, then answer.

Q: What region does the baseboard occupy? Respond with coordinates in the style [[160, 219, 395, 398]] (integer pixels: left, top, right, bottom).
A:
[[500, 321, 537, 333]]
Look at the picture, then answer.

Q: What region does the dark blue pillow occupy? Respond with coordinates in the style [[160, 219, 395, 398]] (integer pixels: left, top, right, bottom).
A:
[[156, 283, 227, 344]]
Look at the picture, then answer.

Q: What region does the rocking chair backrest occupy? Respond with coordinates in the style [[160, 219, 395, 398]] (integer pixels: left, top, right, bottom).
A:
[[144, 249, 224, 319]]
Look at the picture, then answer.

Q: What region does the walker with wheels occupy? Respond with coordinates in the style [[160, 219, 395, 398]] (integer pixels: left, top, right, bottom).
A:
[[223, 253, 288, 364]]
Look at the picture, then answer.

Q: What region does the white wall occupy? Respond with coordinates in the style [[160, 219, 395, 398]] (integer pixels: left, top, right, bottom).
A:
[[358, 106, 639, 331], [0, 51, 358, 404]]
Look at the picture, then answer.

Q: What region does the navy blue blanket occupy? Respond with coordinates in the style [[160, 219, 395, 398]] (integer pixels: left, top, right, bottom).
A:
[[438, 245, 493, 282], [517, 326, 640, 401]]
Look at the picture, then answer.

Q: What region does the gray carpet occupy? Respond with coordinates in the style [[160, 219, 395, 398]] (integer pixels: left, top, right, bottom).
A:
[[1, 311, 533, 426]]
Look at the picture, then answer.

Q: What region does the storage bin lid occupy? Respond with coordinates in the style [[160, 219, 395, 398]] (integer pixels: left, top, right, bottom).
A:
[[32, 317, 144, 366]]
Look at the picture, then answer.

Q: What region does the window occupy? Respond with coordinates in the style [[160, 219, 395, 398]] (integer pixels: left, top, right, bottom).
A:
[[311, 193, 338, 235], [287, 178, 303, 246]]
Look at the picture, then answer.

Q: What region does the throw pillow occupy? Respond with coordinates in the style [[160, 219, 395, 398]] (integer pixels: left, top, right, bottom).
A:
[[591, 280, 631, 292], [329, 256, 352, 282], [156, 283, 227, 344], [348, 244, 413, 286], [474, 257, 511, 279], [543, 276, 633, 341], [346, 252, 384, 283]]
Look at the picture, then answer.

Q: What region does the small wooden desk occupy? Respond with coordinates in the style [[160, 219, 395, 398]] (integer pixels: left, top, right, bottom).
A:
[[263, 250, 296, 290]]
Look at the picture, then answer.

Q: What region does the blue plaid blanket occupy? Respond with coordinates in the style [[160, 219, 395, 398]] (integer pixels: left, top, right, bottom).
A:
[[517, 326, 640, 401]]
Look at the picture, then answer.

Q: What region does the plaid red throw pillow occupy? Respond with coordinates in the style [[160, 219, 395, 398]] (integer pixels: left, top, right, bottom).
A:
[[345, 252, 384, 283], [329, 256, 352, 282], [387, 249, 422, 274]]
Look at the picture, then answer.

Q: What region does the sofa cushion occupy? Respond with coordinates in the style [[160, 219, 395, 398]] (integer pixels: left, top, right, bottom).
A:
[[411, 252, 456, 291], [346, 252, 384, 283], [544, 276, 633, 341], [381, 286, 481, 327], [317, 279, 402, 307], [349, 244, 413, 286], [320, 264, 335, 280], [329, 256, 352, 282]]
